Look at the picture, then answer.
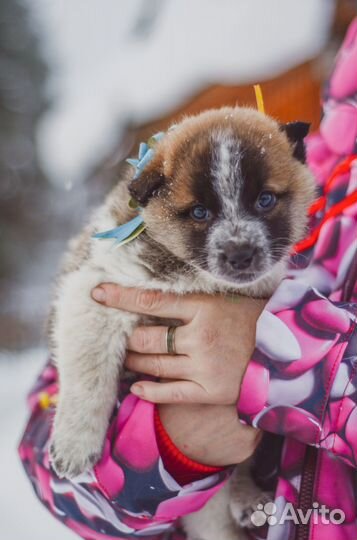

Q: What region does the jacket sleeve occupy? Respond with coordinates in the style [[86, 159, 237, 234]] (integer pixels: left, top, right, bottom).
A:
[[237, 278, 357, 469], [18, 364, 229, 540]]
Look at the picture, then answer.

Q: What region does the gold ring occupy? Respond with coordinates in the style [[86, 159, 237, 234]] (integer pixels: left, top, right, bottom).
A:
[[166, 326, 177, 355]]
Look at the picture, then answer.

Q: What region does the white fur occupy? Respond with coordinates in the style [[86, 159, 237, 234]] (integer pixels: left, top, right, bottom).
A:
[[211, 132, 242, 222], [51, 267, 139, 476], [183, 481, 245, 540], [183, 463, 272, 540]]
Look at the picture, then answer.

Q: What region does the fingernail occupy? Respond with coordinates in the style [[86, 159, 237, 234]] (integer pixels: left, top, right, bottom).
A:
[[131, 384, 143, 396], [92, 287, 106, 303]]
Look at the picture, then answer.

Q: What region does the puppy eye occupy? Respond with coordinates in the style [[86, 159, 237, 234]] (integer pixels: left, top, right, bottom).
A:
[[255, 191, 277, 212], [190, 204, 211, 222]]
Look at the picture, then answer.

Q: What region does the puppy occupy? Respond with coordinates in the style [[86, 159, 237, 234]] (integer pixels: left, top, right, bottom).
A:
[[49, 107, 315, 539]]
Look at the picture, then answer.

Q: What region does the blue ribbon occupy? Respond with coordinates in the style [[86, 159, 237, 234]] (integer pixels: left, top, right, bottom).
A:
[[126, 132, 165, 179], [93, 131, 165, 246], [93, 214, 145, 245]]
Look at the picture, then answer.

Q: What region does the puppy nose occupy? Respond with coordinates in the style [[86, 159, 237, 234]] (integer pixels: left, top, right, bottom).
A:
[[222, 242, 256, 271]]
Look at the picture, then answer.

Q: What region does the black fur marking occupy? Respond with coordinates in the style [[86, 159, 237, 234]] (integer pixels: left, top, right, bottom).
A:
[[190, 152, 222, 216], [240, 143, 270, 211], [280, 121, 310, 163], [239, 141, 292, 256], [179, 144, 222, 268], [128, 171, 166, 206]]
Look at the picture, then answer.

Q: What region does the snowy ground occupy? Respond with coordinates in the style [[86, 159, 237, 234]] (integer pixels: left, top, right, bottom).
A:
[[0, 349, 75, 539]]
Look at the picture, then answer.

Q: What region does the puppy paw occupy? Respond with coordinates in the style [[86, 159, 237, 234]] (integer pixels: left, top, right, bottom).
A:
[[230, 491, 273, 530], [49, 417, 103, 479], [49, 440, 101, 479]]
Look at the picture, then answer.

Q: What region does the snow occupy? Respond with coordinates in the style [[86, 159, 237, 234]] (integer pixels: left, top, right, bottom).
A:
[[0, 348, 76, 540], [23, 0, 334, 187]]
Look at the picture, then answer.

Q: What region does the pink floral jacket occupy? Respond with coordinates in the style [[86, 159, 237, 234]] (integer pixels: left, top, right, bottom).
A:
[[19, 20, 357, 540]]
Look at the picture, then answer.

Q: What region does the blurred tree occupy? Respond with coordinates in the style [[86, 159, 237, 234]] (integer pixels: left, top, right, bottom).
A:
[[0, 0, 119, 350], [0, 0, 49, 349], [0, 0, 47, 274]]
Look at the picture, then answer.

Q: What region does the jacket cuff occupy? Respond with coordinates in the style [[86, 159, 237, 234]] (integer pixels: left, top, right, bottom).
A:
[[154, 407, 224, 484], [237, 281, 357, 448]]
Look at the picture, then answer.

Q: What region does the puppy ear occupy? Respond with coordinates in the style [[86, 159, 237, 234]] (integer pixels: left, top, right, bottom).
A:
[[128, 169, 165, 206], [280, 121, 310, 163]]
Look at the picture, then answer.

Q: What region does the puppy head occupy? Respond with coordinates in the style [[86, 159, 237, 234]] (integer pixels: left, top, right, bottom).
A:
[[129, 107, 315, 286]]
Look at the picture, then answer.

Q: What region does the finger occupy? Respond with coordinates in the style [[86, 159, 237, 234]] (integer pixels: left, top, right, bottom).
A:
[[127, 325, 190, 355], [130, 380, 210, 404], [125, 352, 193, 380], [91, 284, 197, 322]]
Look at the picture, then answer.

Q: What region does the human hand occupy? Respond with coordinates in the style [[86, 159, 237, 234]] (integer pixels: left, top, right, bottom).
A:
[[157, 402, 262, 466], [92, 284, 267, 405]]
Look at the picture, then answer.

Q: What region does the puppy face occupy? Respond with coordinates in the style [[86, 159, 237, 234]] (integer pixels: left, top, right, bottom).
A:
[[129, 107, 315, 286]]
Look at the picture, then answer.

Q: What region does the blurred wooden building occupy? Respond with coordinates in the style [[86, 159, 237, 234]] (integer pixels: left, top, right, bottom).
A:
[[136, 0, 357, 144]]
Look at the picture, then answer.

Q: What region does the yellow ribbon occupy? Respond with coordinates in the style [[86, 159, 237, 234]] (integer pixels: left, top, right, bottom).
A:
[[254, 84, 265, 114]]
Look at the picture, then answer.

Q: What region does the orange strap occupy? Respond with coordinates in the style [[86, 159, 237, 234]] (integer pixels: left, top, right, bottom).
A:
[[324, 155, 357, 193], [308, 196, 325, 217], [294, 156, 357, 254]]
